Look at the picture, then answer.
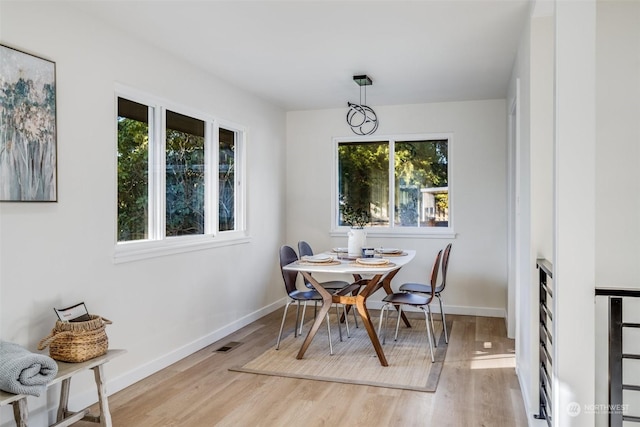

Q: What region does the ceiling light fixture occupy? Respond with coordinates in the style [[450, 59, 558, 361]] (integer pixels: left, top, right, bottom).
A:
[[346, 74, 379, 136]]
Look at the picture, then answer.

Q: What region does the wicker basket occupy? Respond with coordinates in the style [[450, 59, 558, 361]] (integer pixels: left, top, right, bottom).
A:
[[38, 315, 112, 362]]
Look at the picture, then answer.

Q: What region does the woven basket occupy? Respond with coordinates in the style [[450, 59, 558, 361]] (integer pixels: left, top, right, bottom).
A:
[[38, 315, 112, 363]]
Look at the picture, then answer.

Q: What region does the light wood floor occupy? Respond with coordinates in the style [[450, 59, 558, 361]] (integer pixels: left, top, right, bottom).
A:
[[78, 310, 528, 427]]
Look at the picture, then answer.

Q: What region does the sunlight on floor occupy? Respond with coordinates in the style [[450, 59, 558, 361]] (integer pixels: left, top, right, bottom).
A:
[[470, 343, 517, 370]]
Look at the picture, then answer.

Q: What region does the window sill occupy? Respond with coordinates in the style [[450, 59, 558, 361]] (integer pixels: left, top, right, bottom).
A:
[[113, 233, 250, 264], [330, 227, 456, 239]]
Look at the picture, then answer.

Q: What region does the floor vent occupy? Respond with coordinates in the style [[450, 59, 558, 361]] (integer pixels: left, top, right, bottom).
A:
[[215, 341, 243, 353]]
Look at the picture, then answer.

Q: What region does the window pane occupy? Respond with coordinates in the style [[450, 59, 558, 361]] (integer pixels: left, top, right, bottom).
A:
[[219, 128, 235, 231], [165, 110, 205, 236], [394, 140, 448, 227], [338, 141, 389, 227], [117, 98, 149, 242]]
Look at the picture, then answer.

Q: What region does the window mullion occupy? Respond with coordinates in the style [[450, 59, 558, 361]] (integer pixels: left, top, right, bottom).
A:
[[389, 139, 395, 228], [146, 105, 157, 240], [236, 129, 246, 232], [151, 106, 166, 240], [206, 121, 218, 235]]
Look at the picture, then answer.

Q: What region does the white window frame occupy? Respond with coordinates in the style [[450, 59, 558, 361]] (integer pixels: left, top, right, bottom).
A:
[[114, 85, 248, 263], [330, 133, 455, 239]]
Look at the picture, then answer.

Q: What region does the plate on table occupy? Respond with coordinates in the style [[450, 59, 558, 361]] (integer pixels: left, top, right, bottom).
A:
[[355, 258, 390, 266], [331, 247, 348, 253], [301, 254, 335, 263], [375, 248, 403, 255]]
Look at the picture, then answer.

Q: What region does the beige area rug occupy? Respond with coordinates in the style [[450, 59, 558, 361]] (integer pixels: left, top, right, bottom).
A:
[[231, 314, 451, 392]]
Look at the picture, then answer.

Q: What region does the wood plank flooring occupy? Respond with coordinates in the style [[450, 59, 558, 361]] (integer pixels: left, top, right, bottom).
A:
[[77, 310, 528, 426]]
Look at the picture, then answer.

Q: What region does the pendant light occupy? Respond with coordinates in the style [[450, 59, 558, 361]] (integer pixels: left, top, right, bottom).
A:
[[346, 74, 379, 135]]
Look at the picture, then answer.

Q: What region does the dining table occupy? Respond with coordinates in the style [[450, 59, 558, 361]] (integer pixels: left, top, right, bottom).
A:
[[282, 249, 416, 367]]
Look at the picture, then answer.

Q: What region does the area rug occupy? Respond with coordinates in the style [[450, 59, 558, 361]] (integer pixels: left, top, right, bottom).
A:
[[230, 315, 451, 392]]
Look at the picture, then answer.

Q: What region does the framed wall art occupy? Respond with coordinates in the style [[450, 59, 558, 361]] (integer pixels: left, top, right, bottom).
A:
[[0, 44, 57, 202]]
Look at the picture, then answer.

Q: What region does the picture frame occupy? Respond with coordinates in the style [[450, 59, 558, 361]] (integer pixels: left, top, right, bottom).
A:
[[0, 44, 57, 202]]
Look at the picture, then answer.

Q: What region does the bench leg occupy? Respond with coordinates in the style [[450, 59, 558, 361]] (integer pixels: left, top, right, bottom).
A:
[[92, 365, 112, 427], [12, 398, 28, 427], [57, 378, 71, 422]]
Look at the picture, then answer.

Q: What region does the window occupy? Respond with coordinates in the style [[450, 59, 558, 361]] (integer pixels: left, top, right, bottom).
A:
[[334, 134, 451, 234], [116, 89, 246, 261]]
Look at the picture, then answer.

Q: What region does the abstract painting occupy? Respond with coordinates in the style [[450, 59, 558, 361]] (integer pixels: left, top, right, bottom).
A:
[[0, 44, 57, 201]]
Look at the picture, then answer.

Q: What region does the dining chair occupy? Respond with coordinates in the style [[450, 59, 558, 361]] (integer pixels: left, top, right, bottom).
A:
[[277, 245, 360, 353], [298, 240, 361, 331], [277, 245, 335, 353], [377, 249, 443, 363], [399, 243, 452, 343]]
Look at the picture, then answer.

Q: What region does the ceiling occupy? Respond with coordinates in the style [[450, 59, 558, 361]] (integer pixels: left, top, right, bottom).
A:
[[72, 0, 532, 111]]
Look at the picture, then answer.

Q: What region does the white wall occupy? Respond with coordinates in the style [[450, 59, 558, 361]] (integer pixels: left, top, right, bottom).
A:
[[595, 0, 640, 287], [530, 16, 554, 263], [508, 5, 539, 419], [0, 2, 286, 425], [286, 100, 508, 316], [594, 1, 640, 425], [511, 10, 555, 422]]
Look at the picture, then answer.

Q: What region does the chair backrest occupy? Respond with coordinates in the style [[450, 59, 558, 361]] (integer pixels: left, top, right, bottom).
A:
[[298, 241, 313, 258], [440, 243, 453, 291], [427, 249, 443, 300], [279, 245, 299, 296], [297, 241, 314, 289]]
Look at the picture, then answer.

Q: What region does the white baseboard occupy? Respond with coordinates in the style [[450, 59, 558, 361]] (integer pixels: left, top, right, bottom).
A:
[[367, 300, 506, 319], [108, 298, 285, 395], [516, 366, 547, 426]]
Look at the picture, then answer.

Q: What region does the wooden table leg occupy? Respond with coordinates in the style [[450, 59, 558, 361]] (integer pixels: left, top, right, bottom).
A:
[[340, 276, 366, 322], [356, 290, 389, 366], [12, 398, 28, 427], [296, 272, 334, 360], [92, 364, 112, 427], [57, 378, 71, 422]]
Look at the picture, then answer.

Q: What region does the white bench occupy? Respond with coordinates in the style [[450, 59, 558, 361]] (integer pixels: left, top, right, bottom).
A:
[[0, 349, 125, 427]]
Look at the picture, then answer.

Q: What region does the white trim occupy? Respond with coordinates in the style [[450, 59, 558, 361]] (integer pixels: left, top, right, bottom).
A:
[[205, 120, 216, 235], [516, 367, 549, 426], [329, 228, 456, 239], [366, 300, 506, 319], [507, 78, 520, 340], [113, 233, 250, 264]]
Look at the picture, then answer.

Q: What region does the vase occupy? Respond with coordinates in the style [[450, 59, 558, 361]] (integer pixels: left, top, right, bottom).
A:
[[347, 227, 367, 257]]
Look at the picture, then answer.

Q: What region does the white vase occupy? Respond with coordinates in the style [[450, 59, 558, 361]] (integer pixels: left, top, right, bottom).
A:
[[347, 228, 367, 257]]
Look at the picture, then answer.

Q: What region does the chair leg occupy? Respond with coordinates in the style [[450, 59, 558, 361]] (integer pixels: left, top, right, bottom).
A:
[[378, 304, 390, 345], [325, 313, 333, 355], [294, 301, 301, 338], [343, 305, 351, 337], [394, 305, 403, 341], [335, 304, 344, 342], [276, 300, 293, 350], [352, 306, 359, 328], [299, 302, 308, 336], [427, 304, 437, 348], [421, 307, 435, 363], [438, 294, 448, 344]]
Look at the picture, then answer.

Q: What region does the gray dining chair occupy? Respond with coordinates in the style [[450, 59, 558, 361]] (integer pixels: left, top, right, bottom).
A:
[[399, 243, 452, 343], [277, 245, 360, 352], [377, 249, 442, 363], [277, 245, 334, 353]]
